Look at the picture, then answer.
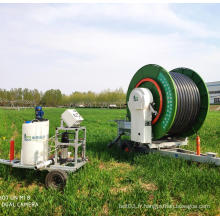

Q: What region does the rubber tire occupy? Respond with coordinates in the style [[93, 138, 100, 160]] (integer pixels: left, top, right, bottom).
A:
[[45, 170, 68, 190]]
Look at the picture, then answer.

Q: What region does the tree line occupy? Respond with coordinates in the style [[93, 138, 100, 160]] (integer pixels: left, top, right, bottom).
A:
[[0, 88, 126, 107]]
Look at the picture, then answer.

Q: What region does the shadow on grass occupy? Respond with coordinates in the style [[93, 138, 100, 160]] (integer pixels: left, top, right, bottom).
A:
[[86, 139, 220, 171], [87, 140, 139, 164], [0, 164, 48, 187]]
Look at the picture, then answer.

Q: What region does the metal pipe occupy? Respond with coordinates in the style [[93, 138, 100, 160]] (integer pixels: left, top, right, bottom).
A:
[[35, 159, 53, 170]]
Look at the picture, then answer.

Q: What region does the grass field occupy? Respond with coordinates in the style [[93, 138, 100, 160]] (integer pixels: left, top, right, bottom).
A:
[[0, 108, 219, 216]]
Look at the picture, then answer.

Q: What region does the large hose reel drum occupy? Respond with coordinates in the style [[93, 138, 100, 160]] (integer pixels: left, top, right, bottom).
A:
[[126, 64, 209, 140]]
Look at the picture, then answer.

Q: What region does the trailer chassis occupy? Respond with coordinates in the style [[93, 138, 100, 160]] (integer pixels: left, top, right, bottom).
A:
[[108, 120, 220, 166]]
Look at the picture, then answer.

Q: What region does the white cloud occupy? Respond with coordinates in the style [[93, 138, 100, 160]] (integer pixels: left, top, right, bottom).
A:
[[29, 4, 220, 38], [0, 4, 219, 94]]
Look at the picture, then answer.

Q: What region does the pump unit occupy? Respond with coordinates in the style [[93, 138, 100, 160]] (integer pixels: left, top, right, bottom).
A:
[[0, 108, 88, 190]]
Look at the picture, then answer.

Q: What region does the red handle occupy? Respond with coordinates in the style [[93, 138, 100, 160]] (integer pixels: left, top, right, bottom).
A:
[[196, 136, 200, 155], [10, 140, 14, 161]]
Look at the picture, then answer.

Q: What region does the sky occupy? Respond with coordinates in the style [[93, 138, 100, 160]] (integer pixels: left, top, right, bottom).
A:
[[0, 3, 220, 94]]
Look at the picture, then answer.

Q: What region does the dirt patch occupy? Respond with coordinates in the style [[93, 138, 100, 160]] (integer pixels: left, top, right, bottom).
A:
[[11, 129, 19, 140], [141, 183, 158, 191], [210, 105, 220, 111], [169, 212, 179, 216], [115, 177, 124, 183], [99, 163, 105, 169], [26, 183, 44, 192], [148, 194, 154, 203], [110, 185, 132, 195], [99, 161, 134, 174], [10, 182, 44, 193], [102, 203, 109, 215], [14, 183, 23, 192], [76, 188, 89, 198], [139, 179, 158, 191], [215, 208, 220, 216], [187, 212, 203, 216], [54, 205, 63, 216]]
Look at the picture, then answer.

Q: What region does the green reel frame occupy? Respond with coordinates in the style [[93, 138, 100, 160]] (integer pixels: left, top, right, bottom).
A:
[[126, 64, 209, 140]]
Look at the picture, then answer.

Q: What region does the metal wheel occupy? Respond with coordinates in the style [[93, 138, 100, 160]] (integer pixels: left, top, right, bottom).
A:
[[45, 170, 68, 190]]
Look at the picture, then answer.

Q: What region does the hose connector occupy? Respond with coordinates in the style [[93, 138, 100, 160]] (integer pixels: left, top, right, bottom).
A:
[[35, 159, 53, 170]]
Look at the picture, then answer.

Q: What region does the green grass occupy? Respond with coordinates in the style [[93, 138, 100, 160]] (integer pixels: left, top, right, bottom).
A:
[[0, 108, 219, 216]]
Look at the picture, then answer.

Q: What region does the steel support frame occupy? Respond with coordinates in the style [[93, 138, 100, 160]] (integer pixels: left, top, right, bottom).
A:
[[111, 119, 220, 166], [54, 122, 87, 170], [154, 148, 220, 166]]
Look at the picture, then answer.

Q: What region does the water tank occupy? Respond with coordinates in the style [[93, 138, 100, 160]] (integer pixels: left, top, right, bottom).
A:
[[21, 120, 49, 165]]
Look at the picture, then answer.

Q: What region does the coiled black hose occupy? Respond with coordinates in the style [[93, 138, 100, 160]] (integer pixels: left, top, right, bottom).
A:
[[169, 72, 201, 135]]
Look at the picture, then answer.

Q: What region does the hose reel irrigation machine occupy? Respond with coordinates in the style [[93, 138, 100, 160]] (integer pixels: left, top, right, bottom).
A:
[[0, 64, 219, 191], [109, 64, 220, 166], [0, 107, 87, 189]]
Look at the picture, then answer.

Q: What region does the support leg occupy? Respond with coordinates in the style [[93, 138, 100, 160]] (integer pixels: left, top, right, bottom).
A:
[[107, 133, 123, 148]]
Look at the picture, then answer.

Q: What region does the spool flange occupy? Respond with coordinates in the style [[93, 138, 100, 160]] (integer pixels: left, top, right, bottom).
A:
[[170, 67, 209, 137], [126, 64, 177, 140]]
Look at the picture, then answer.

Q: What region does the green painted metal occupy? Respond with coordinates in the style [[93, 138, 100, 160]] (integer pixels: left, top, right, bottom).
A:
[[170, 67, 209, 137], [126, 64, 177, 140], [126, 64, 209, 140]]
